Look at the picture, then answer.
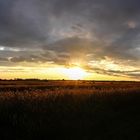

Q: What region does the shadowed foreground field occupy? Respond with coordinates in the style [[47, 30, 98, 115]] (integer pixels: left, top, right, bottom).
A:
[[0, 80, 140, 140]]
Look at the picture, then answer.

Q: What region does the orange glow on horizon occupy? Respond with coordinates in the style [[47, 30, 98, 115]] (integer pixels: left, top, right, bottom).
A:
[[0, 65, 137, 81]]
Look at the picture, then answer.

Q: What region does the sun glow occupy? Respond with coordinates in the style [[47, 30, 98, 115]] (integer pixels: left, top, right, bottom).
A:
[[62, 67, 87, 80]]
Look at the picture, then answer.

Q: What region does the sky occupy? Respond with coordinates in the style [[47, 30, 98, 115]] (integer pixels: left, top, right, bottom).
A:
[[0, 0, 140, 80]]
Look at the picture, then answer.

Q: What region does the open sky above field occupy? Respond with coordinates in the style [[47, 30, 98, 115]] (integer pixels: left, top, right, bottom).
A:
[[0, 0, 140, 80]]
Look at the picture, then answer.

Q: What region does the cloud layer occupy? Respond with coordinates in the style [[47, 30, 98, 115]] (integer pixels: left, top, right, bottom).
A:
[[0, 0, 140, 79]]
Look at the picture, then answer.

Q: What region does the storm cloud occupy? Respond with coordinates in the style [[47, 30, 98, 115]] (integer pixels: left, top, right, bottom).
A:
[[0, 0, 140, 79]]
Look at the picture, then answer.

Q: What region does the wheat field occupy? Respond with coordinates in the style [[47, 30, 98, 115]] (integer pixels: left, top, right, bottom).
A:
[[0, 80, 140, 140]]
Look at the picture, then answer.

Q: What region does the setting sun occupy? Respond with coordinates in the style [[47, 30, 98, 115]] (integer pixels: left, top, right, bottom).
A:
[[62, 67, 87, 80]]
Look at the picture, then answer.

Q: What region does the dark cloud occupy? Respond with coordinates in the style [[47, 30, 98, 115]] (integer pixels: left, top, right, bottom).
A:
[[0, 0, 50, 47]]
